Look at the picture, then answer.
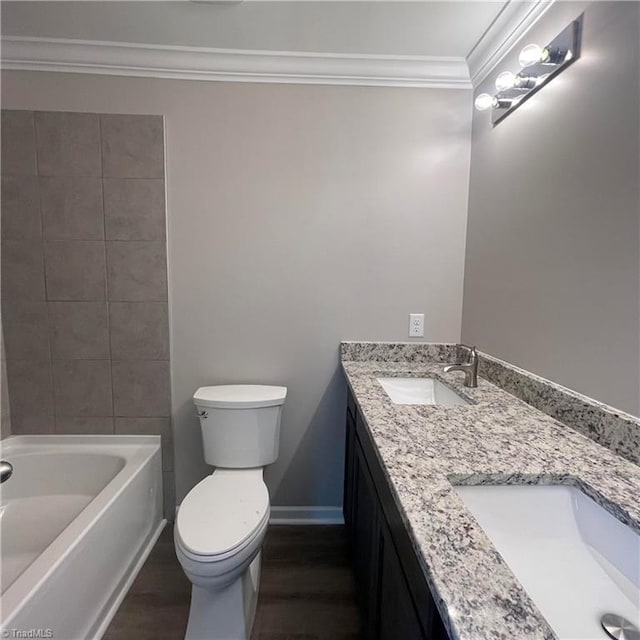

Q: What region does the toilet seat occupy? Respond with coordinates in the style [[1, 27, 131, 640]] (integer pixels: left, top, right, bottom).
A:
[[176, 469, 269, 561], [176, 509, 269, 564]]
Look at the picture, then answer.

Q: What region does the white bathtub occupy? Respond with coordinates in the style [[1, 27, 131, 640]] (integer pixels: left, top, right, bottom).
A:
[[0, 435, 165, 639]]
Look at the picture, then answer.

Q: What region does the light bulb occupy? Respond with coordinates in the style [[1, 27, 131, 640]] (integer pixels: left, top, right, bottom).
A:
[[474, 93, 494, 111], [495, 71, 516, 92], [519, 43, 542, 67]]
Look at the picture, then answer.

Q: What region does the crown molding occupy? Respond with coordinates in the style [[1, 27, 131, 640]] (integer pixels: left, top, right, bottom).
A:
[[467, 0, 556, 88], [0, 36, 471, 89]]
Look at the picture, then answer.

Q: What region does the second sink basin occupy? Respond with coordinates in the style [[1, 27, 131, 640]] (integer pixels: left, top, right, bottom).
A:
[[377, 377, 469, 406], [454, 484, 640, 640]]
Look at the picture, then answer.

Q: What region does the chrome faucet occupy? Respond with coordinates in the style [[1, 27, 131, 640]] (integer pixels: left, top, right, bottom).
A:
[[0, 460, 13, 483], [444, 345, 479, 388]]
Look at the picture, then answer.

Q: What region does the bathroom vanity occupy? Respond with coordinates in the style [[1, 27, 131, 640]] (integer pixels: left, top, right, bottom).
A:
[[341, 342, 640, 640], [344, 390, 449, 640]]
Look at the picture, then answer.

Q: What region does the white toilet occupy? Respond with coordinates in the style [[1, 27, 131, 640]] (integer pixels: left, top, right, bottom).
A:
[[174, 384, 287, 640]]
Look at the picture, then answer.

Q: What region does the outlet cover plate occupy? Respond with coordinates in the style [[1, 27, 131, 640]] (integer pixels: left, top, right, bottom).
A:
[[409, 313, 424, 337]]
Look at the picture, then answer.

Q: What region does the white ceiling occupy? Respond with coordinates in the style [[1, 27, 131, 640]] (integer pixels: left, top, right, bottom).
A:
[[1, 1, 508, 58]]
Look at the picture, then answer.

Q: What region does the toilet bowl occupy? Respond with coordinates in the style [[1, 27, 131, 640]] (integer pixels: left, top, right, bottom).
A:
[[175, 385, 286, 640], [175, 468, 270, 639]]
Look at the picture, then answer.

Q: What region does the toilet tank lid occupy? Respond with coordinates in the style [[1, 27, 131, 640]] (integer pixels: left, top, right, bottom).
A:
[[193, 385, 287, 409]]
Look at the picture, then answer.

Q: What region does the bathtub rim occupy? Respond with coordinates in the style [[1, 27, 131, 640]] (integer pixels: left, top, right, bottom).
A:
[[0, 433, 163, 453]]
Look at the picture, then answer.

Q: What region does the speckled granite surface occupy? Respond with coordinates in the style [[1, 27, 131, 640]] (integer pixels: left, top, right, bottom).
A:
[[340, 350, 640, 640], [477, 352, 640, 466], [340, 341, 460, 363], [341, 341, 640, 466]]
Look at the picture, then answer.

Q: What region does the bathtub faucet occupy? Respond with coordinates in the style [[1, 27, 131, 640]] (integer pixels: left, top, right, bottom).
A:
[[0, 460, 13, 483]]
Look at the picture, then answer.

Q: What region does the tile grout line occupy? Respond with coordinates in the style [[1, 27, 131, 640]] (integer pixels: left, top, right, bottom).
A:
[[32, 111, 57, 435], [99, 115, 116, 435], [43, 238, 165, 243], [10, 297, 168, 303]]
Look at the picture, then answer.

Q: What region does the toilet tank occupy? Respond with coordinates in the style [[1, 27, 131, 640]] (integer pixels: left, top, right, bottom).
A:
[[193, 385, 287, 468]]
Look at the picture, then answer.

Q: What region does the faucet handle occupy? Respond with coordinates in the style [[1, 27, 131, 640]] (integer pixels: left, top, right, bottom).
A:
[[459, 344, 477, 357]]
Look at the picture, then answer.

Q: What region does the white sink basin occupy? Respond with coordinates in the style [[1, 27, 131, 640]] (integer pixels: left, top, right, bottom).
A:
[[454, 484, 640, 639], [376, 377, 469, 406]]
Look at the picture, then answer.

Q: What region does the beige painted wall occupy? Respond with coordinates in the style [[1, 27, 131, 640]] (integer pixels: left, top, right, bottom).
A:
[[462, 1, 640, 415], [2, 72, 472, 504]]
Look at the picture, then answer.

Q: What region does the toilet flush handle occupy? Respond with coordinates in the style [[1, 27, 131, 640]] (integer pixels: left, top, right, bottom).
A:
[[197, 410, 208, 419]]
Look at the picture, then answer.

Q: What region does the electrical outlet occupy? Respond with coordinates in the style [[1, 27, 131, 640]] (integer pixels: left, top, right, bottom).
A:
[[409, 313, 424, 337]]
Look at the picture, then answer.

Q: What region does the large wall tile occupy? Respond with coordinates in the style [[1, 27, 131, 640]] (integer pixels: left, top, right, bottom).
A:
[[1, 176, 41, 240], [106, 242, 167, 301], [101, 115, 164, 179], [55, 416, 114, 434], [11, 414, 55, 435], [1, 110, 37, 176], [52, 360, 112, 417], [49, 301, 109, 359], [35, 111, 102, 177], [2, 300, 50, 361], [115, 417, 173, 470], [112, 360, 170, 417], [1, 240, 46, 300], [6, 360, 54, 418], [2, 109, 171, 452], [44, 241, 106, 301], [104, 179, 166, 240], [110, 302, 169, 361], [40, 177, 104, 240]]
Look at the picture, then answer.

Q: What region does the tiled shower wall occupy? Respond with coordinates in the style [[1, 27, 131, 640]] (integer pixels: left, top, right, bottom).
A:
[[1, 110, 174, 515]]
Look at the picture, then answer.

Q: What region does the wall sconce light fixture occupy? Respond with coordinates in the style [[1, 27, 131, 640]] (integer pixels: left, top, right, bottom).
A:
[[475, 15, 583, 125]]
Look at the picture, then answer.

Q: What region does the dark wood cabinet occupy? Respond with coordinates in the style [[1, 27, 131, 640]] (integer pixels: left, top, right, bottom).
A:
[[344, 407, 356, 532], [352, 440, 380, 637], [344, 390, 448, 640], [377, 517, 425, 640]]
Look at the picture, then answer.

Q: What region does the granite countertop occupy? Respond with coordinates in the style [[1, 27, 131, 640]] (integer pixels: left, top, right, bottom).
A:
[[341, 358, 640, 640]]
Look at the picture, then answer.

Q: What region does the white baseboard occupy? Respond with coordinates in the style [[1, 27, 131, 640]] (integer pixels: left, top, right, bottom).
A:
[[269, 506, 344, 525], [173, 504, 344, 525]]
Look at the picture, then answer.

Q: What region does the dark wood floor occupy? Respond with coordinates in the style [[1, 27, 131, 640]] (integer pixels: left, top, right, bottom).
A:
[[104, 525, 361, 640]]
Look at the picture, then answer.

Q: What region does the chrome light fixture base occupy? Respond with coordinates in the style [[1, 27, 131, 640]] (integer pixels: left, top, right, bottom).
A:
[[483, 14, 583, 126]]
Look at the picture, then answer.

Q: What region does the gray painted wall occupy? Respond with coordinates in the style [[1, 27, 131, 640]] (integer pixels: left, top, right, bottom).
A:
[[462, 1, 640, 415], [2, 73, 472, 505]]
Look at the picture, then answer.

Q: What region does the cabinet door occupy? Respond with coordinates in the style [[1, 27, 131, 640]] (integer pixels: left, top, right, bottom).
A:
[[377, 517, 426, 640], [343, 407, 356, 532], [352, 439, 380, 639]]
